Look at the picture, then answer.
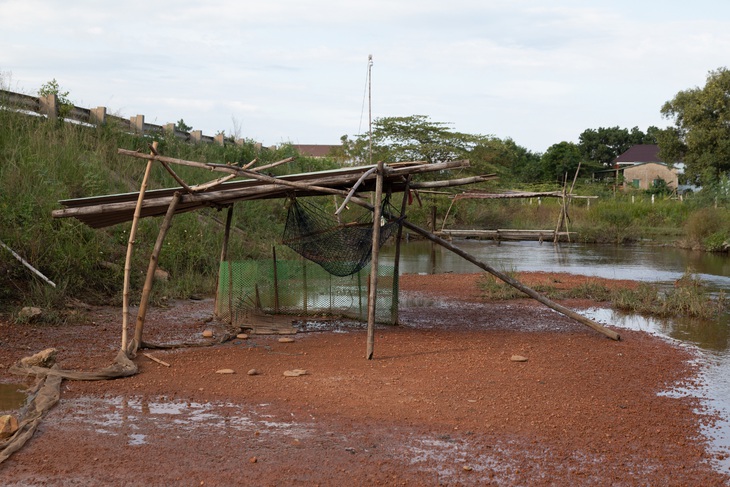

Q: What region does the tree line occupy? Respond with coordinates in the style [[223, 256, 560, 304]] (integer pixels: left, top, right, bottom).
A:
[[333, 67, 730, 191]]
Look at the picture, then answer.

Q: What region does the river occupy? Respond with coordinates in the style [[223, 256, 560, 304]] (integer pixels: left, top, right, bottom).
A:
[[381, 239, 730, 475]]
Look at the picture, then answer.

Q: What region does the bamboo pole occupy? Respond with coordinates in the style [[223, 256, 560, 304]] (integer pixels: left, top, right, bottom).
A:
[[399, 218, 621, 341], [272, 245, 280, 314], [0, 239, 56, 288], [122, 140, 157, 352], [176, 167, 619, 340], [391, 176, 411, 324], [213, 205, 234, 317], [366, 161, 385, 359], [131, 191, 182, 354]]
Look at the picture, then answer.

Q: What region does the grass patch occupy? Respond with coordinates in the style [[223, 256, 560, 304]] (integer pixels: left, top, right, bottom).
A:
[[478, 271, 725, 320]]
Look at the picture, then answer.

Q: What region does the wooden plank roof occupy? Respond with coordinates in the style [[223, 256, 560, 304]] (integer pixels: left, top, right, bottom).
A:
[[53, 159, 474, 229]]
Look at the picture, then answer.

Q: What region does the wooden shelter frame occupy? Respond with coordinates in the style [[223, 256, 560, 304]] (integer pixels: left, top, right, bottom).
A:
[[53, 148, 619, 362]]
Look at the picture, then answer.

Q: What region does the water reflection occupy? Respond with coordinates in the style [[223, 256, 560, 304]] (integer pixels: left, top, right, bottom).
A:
[[382, 240, 730, 291], [0, 383, 27, 411]]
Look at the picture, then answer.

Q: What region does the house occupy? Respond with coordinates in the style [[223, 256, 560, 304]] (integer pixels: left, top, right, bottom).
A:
[[593, 144, 679, 190]]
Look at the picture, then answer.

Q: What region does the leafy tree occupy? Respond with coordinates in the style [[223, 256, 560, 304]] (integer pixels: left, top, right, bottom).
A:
[[578, 126, 657, 166], [343, 115, 492, 166], [660, 67, 730, 185], [37, 78, 73, 118], [175, 119, 193, 132], [541, 141, 583, 183]]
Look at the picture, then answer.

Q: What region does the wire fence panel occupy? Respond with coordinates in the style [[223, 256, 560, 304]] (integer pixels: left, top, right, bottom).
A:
[[216, 255, 396, 327]]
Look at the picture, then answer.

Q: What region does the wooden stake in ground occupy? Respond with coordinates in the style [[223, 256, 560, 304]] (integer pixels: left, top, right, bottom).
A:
[[131, 191, 182, 354], [122, 141, 157, 352], [366, 161, 385, 360]]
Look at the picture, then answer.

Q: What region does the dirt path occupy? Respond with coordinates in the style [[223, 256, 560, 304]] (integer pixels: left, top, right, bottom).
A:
[[0, 272, 727, 486]]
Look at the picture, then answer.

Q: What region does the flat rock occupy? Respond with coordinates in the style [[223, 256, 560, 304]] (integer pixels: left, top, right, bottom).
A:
[[237, 333, 249, 339], [216, 369, 235, 374], [283, 369, 307, 377], [0, 415, 19, 439], [247, 369, 260, 376], [510, 355, 529, 362], [18, 307, 42, 321], [202, 330, 214, 338], [19, 348, 58, 368], [278, 337, 295, 343]]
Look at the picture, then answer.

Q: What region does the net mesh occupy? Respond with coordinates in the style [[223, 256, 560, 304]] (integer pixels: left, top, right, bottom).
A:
[[282, 197, 400, 277], [216, 255, 397, 327]]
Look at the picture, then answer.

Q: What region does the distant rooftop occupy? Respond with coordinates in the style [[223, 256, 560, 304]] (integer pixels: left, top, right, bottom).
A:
[[291, 144, 339, 158], [614, 144, 662, 165]]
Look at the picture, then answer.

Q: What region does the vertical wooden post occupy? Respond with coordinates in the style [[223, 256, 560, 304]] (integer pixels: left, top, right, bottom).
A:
[[214, 206, 234, 316], [131, 191, 182, 353], [122, 140, 157, 352], [302, 258, 308, 315], [272, 245, 280, 314], [391, 176, 411, 325], [366, 161, 385, 360]]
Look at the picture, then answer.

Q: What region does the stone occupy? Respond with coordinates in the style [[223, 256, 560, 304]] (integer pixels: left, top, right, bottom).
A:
[[202, 330, 214, 338], [247, 369, 260, 376], [236, 333, 249, 340], [0, 415, 18, 439], [18, 307, 42, 322], [510, 355, 528, 362], [154, 268, 169, 281], [278, 337, 295, 343], [19, 348, 58, 368], [283, 369, 307, 377], [216, 369, 235, 374]]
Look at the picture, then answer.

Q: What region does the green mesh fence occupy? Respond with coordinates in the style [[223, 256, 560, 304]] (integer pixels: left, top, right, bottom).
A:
[[216, 253, 397, 328]]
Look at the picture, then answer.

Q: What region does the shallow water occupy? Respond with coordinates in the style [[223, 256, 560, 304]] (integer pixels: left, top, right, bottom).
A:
[[383, 239, 730, 474], [0, 383, 27, 411]]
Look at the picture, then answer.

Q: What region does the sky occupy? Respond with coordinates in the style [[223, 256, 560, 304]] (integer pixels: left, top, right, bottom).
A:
[[2, 0, 730, 154]]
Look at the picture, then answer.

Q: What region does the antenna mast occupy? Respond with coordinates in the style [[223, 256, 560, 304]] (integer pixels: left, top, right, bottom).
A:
[[368, 54, 373, 166]]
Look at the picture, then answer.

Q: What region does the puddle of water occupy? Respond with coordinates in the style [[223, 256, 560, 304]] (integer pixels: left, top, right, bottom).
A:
[[582, 307, 730, 475], [0, 383, 27, 411]]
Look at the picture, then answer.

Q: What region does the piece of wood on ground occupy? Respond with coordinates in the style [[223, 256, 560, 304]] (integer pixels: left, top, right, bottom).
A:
[[143, 353, 171, 367]]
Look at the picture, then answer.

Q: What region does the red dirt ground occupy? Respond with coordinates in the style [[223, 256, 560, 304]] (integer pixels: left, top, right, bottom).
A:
[[0, 272, 727, 486]]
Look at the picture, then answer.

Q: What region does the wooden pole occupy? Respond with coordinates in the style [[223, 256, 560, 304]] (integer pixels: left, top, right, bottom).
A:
[[399, 218, 620, 341], [272, 245, 280, 314], [214, 205, 234, 316], [122, 140, 157, 352], [131, 191, 182, 354], [391, 176, 411, 324], [366, 161, 385, 359]]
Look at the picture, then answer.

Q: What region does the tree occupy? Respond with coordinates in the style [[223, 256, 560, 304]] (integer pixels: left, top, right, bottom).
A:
[[660, 67, 730, 185], [541, 141, 583, 183], [175, 119, 192, 132], [578, 126, 657, 166], [38, 78, 73, 118], [343, 115, 493, 166]]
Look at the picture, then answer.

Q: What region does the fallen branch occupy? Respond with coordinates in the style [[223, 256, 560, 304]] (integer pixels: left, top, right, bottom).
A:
[[142, 353, 170, 367]]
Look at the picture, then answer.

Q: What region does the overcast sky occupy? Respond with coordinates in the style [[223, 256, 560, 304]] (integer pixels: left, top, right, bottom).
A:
[[2, 0, 730, 153]]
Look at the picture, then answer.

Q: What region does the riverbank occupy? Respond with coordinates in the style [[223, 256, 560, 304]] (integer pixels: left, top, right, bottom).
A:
[[0, 272, 727, 485]]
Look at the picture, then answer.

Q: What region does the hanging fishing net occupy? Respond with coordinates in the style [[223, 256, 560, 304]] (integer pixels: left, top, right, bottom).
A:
[[282, 197, 402, 277]]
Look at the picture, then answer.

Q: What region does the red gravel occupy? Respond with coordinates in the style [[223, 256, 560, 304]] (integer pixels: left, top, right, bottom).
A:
[[0, 272, 727, 486]]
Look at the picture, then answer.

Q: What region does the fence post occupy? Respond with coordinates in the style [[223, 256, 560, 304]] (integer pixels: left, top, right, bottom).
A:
[[90, 107, 107, 125], [130, 114, 144, 134], [39, 93, 59, 119]]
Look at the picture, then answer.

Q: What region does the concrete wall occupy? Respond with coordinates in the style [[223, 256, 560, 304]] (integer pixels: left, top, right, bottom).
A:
[[623, 163, 679, 190]]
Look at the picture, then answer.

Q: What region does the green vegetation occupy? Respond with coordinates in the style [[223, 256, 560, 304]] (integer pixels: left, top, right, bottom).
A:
[[0, 95, 337, 315], [3, 71, 730, 320], [478, 271, 726, 320]]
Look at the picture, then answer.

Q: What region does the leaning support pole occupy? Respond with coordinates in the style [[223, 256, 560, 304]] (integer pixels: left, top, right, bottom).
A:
[[366, 161, 385, 359], [400, 219, 621, 341], [130, 191, 182, 355], [122, 141, 157, 352]]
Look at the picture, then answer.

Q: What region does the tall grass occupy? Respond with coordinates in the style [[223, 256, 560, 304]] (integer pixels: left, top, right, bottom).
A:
[[0, 106, 336, 314]]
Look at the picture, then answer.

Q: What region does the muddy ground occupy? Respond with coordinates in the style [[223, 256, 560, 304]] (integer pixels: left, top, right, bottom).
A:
[[0, 272, 728, 486]]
